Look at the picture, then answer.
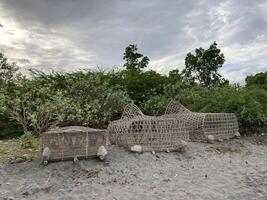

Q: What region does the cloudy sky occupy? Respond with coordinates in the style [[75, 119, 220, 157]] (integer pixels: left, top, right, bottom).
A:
[[0, 0, 267, 84]]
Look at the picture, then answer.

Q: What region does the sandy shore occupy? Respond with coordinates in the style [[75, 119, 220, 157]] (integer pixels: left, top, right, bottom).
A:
[[1, 138, 267, 200]]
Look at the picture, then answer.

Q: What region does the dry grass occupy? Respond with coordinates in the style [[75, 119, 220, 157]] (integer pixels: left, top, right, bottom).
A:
[[0, 138, 38, 163]]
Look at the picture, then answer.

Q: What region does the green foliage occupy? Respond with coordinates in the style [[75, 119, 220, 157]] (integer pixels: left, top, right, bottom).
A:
[[182, 42, 228, 86], [122, 70, 169, 103], [1, 78, 67, 135], [0, 49, 266, 138], [123, 44, 150, 70], [245, 71, 267, 89], [0, 53, 21, 86], [163, 82, 266, 128], [0, 70, 131, 135], [19, 131, 37, 149], [168, 69, 182, 84], [31, 71, 131, 128], [141, 95, 170, 116], [0, 115, 23, 139], [0, 146, 8, 154]]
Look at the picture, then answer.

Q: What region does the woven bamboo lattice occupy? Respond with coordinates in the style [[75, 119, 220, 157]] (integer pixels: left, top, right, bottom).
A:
[[108, 104, 189, 152], [163, 101, 239, 142], [40, 126, 107, 162]]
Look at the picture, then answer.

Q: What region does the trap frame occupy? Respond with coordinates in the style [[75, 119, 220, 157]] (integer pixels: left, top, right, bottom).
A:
[[40, 126, 107, 162], [163, 101, 239, 142], [108, 104, 189, 152]]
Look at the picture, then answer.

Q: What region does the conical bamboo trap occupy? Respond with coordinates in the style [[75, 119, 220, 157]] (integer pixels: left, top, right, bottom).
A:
[[108, 104, 189, 152], [163, 101, 239, 142]]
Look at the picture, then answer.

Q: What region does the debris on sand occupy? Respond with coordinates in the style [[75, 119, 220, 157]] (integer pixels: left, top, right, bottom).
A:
[[71, 165, 100, 179], [130, 145, 142, 153], [1, 139, 267, 200], [21, 183, 41, 196], [8, 156, 32, 164]]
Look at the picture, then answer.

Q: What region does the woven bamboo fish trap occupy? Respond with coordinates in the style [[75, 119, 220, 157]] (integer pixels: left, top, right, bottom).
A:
[[163, 101, 239, 142], [40, 126, 107, 162], [108, 104, 189, 152]]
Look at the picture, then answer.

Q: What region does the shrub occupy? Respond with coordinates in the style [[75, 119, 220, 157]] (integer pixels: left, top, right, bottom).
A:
[[0, 71, 131, 135], [0, 60, 266, 137], [19, 131, 37, 149]]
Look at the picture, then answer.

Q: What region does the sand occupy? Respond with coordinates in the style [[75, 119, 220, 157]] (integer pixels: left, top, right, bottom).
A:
[[1, 138, 267, 200]]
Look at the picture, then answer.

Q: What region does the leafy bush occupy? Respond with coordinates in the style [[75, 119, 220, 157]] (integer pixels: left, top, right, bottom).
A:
[[245, 71, 267, 89], [19, 131, 37, 149], [0, 48, 266, 137], [31, 71, 131, 128], [0, 70, 131, 135], [141, 95, 170, 116], [1, 78, 68, 135]]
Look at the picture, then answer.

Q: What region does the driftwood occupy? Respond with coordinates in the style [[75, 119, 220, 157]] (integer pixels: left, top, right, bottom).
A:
[[40, 126, 107, 163], [163, 101, 239, 142], [108, 104, 189, 152]]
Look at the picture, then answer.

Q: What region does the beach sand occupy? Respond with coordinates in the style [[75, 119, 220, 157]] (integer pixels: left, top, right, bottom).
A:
[[1, 138, 267, 200]]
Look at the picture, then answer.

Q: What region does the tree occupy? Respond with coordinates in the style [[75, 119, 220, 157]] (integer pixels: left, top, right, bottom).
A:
[[0, 53, 19, 86], [182, 42, 228, 86], [245, 71, 267, 88], [168, 69, 182, 84], [123, 44, 150, 70]]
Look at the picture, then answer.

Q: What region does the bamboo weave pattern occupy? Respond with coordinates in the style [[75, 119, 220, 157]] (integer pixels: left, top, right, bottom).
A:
[[108, 104, 189, 152], [163, 101, 239, 142]]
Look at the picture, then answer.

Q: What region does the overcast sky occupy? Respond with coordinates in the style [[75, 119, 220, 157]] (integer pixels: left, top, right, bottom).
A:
[[0, 0, 267, 84]]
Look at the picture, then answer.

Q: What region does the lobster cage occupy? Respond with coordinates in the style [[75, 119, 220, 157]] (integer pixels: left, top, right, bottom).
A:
[[163, 101, 239, 142], [108, 104, 189, 152], [40, 126, 107, 162]]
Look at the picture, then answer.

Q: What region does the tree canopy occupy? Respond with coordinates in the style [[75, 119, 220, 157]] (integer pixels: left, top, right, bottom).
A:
[[182, 42, 228, 86], [123, 44, 150, 70], [246, 71, 267, 88], [0, 45, 266, 138], [0, 53, 19, 86]]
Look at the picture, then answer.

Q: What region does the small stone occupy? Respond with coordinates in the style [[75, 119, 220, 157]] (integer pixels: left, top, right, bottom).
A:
[[166, 149, 170, 153], [8, 157, 27, 164], [234, 132, 241, 138], [73, 156, 79, 163], [163, 178, 171, 182], [97, 146, 108, 160], [22, 184, 41, 195], [218, 139, 223, 142], [151, 151, 155, 155], [42, 147, 51, 161], [22, 191, 30, 196], [180, 140, 187, 151], [58, 189, 65, 192], [207, 135, 215, 143], [130, 145, 142, 153], [261, 133, 265, 136], [104, 159, 110, 166], [30, 185, 41, 194], [41, 185, 52, 192]]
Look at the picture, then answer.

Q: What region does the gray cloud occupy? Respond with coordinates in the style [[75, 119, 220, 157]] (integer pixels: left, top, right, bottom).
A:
[[0, 0, 267, 83]]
